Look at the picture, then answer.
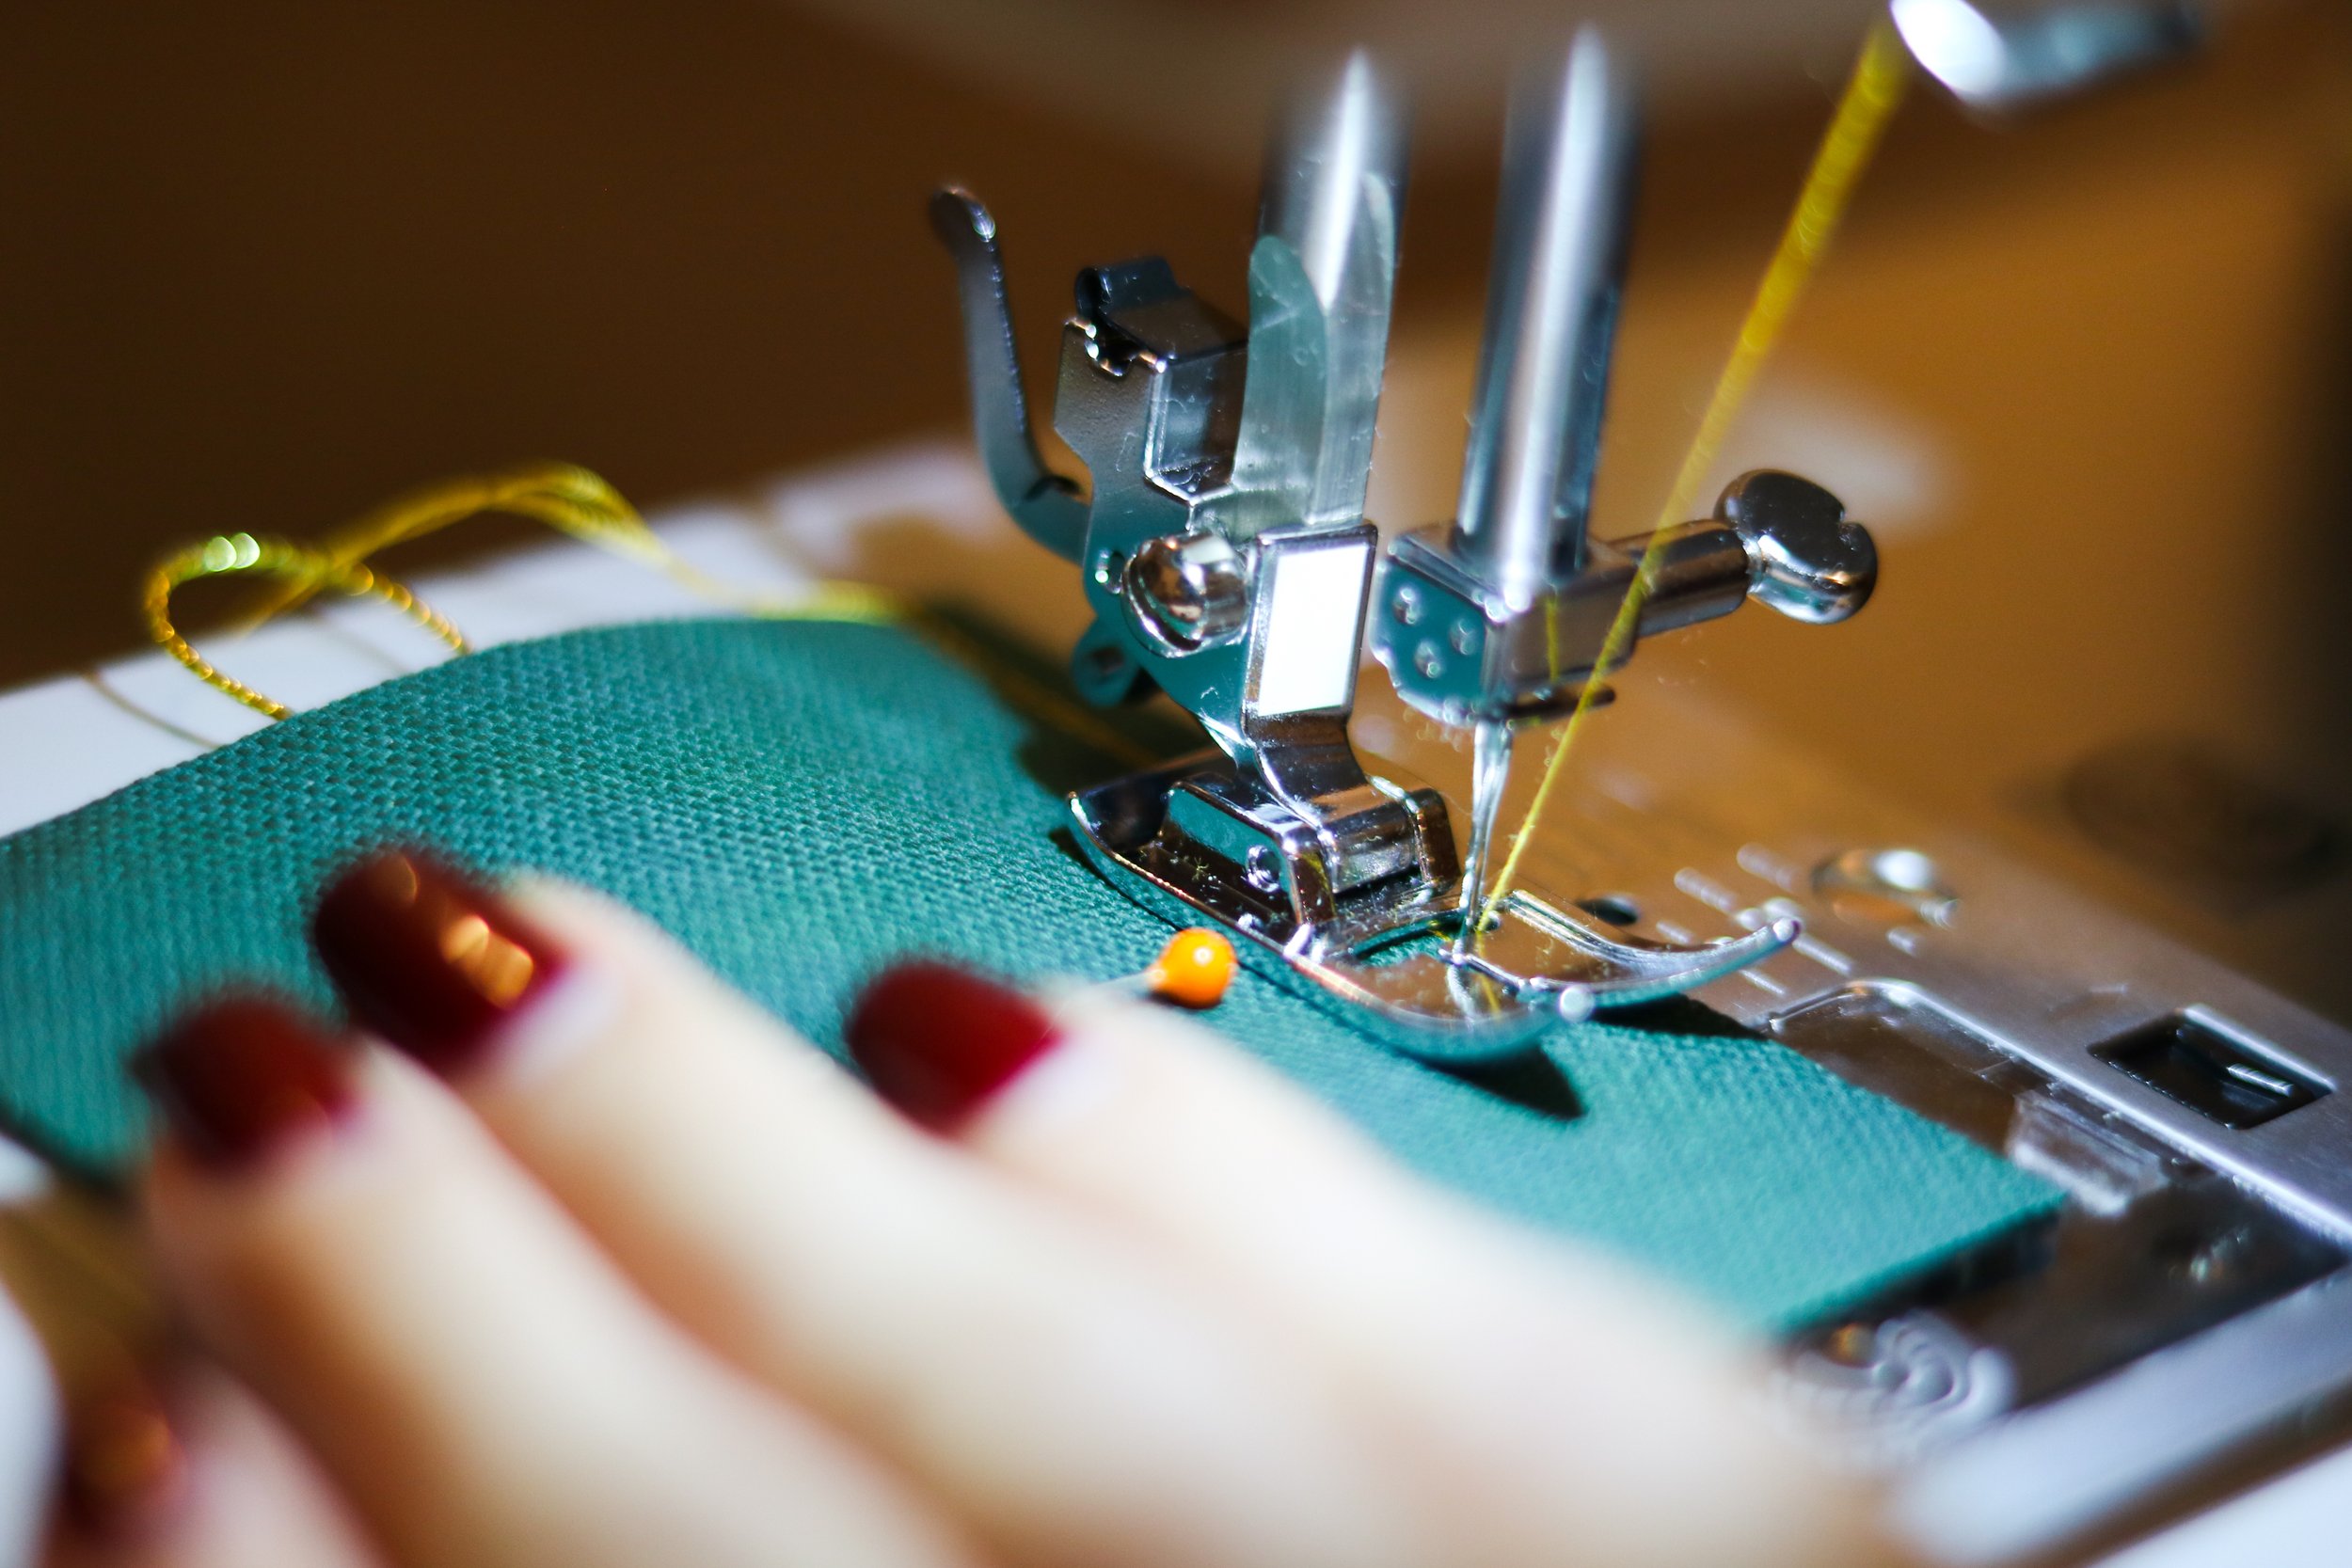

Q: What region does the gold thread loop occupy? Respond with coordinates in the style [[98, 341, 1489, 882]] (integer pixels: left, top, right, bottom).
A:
[[240, 461, 901, 631], [138, 480, 1139, 768], [142, 533, 467, 721], [146, 462, 906, 724]]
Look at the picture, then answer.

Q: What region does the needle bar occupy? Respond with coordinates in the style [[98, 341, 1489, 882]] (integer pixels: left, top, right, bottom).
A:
[[1486, 21, 1913, 907]]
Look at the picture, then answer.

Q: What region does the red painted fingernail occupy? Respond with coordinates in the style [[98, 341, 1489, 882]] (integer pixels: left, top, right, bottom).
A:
[[59, 1370, 187, 1540], [310, 848, 564, 1078], [844, 962, 1059, 1132], [132, 995, 353, 1172]]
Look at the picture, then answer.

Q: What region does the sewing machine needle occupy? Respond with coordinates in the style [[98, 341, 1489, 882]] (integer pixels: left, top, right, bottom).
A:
[[1445, 30, 1629, 966], [1454, 716, 1514, 958]]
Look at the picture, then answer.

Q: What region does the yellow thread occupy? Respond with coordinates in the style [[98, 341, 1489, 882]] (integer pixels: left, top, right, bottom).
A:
[[151, 463, 903, 721], [236, 462, 885, 629], [1488, 22, 1911, 903], [142, 457, 1131, 760], [144, 535, 468, 721]]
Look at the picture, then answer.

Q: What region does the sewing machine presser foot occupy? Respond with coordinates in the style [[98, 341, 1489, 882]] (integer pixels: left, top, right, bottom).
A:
[[1070, 755, 1799, 1062]]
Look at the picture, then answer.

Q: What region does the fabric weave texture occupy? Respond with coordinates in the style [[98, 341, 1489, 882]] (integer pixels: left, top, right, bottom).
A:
[[0, 618, 2055, 1326]]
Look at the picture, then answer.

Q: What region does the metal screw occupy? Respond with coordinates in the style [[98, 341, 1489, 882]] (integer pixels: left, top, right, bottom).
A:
[[1450, 620, 1481, 656], [1244, 846, 1283, 894], [1414, 642, 1446, 679], [1391, 585, 1422, 625]]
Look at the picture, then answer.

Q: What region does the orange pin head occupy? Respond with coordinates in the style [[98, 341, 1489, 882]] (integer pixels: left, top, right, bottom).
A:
[[1144, 927, 1236, 1009]]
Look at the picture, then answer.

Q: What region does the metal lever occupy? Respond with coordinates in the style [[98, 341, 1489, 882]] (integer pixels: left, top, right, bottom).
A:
[[929, 190, 1090, 562], [1631, 471, 1879, 633], [1716, 470, 1877, 625], [1375, 467, 1879, 727]]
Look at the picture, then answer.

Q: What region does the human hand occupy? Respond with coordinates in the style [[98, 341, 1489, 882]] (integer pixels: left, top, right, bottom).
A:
[[43, 849, 1904, 1568]]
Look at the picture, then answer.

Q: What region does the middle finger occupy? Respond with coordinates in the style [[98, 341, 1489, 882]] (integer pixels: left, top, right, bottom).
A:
[[310, 853, 1411, 1568]]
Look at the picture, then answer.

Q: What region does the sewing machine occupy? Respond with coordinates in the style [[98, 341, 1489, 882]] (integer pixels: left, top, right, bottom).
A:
[[933, 39, 1875, 1057], [921, 3, 2352, 1560], [0, 2, 2343, 1562]]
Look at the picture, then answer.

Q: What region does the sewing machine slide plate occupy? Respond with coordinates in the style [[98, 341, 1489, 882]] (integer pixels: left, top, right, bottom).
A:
[[1438, 679, 2352, 1565], [1788, 982, 2352, 1562]]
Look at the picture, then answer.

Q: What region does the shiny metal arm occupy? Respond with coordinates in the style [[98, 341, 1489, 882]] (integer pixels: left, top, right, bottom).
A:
[[929, 188, 1091, 562], [1453, 31, 1639, 603], [1228, 52, 1406, 537], [1628, 471, 1879, 635]]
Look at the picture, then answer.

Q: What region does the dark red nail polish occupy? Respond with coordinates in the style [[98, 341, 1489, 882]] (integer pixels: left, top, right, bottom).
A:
[[844, 962, 1059, 1132], [310, 848, 565, 1077], [133, 996, 353, 1172]]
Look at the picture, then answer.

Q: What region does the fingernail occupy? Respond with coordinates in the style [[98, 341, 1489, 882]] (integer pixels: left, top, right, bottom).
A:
[[132, 996, 354, 1172], [59, 1370, 186, 1540], [311, 848, 564, 1077], [844, 962, 1059, 1132]]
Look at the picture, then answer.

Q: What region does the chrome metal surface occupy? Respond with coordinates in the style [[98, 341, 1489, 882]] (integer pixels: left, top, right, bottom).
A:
[[1430, 33, 1637, 968], [1889, 0, 2203, 113], [1372, 34, 1869, 745], [1375, 471, 1875, 723], [1454, 717, 1514, 958], [1350, 665, 2352, 1560], [1123, 532, 1252, 653], [1816, 846, 1961, 925], [928, 190, 1090, 561], [1714, 469, 1878, 625], [925, 14, 2350, 1546], [1361, 33, 1876, 962], [1893, 1271, 2352, 1564], [1783, 1313, 2017, 1465], [1438, 679, 2352, 1233], [1068, 755, 1796, 1059], [932, 40, 1809, 1049], [1452, 29, 1637, 600], [1772, 987, 2343, 1428], [1229, 52, 1405, 536]]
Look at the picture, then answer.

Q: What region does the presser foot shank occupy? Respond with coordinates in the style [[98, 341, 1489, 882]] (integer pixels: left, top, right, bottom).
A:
[[1068, 757, 1799, 1064]]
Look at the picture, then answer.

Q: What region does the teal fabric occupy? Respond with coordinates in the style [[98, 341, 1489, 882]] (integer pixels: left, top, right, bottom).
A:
[[0, 619, 2055, 1326]]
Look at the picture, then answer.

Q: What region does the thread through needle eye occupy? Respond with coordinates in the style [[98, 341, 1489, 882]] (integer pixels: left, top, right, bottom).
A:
[[1486, 22, 1912, 905]]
